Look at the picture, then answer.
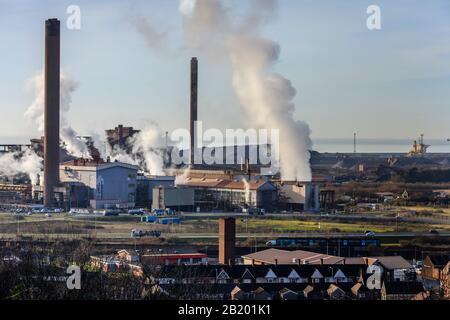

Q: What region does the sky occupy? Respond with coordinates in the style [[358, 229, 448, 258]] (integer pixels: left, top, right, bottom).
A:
[[0, 0, 450, 146]]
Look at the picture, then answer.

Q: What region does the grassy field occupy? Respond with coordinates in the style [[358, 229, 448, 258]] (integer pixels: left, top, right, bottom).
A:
[[0, 210, 449, 242]]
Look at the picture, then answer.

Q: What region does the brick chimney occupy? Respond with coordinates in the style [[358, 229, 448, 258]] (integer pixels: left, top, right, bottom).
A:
[[219, 218, 235, 265]]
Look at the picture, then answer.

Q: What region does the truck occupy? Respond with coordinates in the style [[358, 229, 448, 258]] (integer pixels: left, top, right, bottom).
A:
[[131, 229, 161, 238]]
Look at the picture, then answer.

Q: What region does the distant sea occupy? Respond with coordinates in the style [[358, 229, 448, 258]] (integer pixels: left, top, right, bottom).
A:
[[2, 136, 450, 154], [313, 138, 450, 154], [0, 136, 31, 145]]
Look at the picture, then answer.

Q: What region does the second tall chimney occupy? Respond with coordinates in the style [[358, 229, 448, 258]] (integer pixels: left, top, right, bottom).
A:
[[190, 57, 198, 166], [43, 19, 60, 208]]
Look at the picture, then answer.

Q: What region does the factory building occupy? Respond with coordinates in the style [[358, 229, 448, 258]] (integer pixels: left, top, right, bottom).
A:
[[57, 159, 139, 209], [136, 175, 175, 208], [152, 187, 195, 211], [152, 175, 320, 213], [279, 182, 320, 212], [0, 184, 32, 204], [180, 178, 278, 211], [105, 125, 140, 149]]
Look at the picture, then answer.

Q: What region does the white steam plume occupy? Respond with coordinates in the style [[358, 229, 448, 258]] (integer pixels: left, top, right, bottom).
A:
[[92, 123, 166, 176], [0, 149, 43, 185], [89, 132, 108, 161], [25, 70, 92, 159], [179, 0, 312, 181], [130, 124, 166, 176]]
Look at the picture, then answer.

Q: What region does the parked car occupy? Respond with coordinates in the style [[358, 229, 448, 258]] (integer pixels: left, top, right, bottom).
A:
[[128, 209, 146, 215]]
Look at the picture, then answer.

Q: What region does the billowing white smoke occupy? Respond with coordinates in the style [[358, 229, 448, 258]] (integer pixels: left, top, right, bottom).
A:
[[106, 143, 140, 167], [92, 123, 166, 176], [130, 124, 166, 176], [90, 132, 108, 161], [179, 0, 312, 181], [25, 70, 91, 159], [0, 149, 43, 185]]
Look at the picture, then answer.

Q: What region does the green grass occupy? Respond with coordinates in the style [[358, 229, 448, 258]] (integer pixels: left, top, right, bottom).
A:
[[236, 219, 395, 234]]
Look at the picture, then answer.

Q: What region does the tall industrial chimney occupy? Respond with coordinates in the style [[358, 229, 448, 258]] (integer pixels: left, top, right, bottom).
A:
[[43, 19, 60, 208], [190, 57, 198, 166], [219, 218, 236, 265]]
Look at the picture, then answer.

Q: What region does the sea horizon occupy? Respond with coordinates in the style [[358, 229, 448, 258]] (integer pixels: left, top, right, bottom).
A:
[[1, 136, 449, 154]]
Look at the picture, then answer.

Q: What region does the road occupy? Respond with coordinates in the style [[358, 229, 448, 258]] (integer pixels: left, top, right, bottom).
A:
[[174, 232, 450, 239], [181, 212, 450, 225], [0, 231, 448, 241]]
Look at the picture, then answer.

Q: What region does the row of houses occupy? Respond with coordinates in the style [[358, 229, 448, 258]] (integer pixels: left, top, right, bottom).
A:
[[242, 248, 416, 282], [150, 264, 426, 300], [89, 248, 450, 300]]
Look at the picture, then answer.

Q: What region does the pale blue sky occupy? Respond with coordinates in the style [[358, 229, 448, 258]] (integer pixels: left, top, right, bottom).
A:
[[0, 0, 450, 145]]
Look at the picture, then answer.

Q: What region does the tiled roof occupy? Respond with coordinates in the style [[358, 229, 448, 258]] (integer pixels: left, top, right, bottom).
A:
[[369, 256, 412, 270], [242, 248, 344, 265]]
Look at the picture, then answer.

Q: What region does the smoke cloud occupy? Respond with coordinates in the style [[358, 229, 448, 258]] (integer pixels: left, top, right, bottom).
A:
[[179, 0, 312, 181], [0, 149, 43, 185], [130, 123, 166, 175], [131, 14, 170, 54], [92, 123, 166, 176], [25, 70, 91, 159]]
